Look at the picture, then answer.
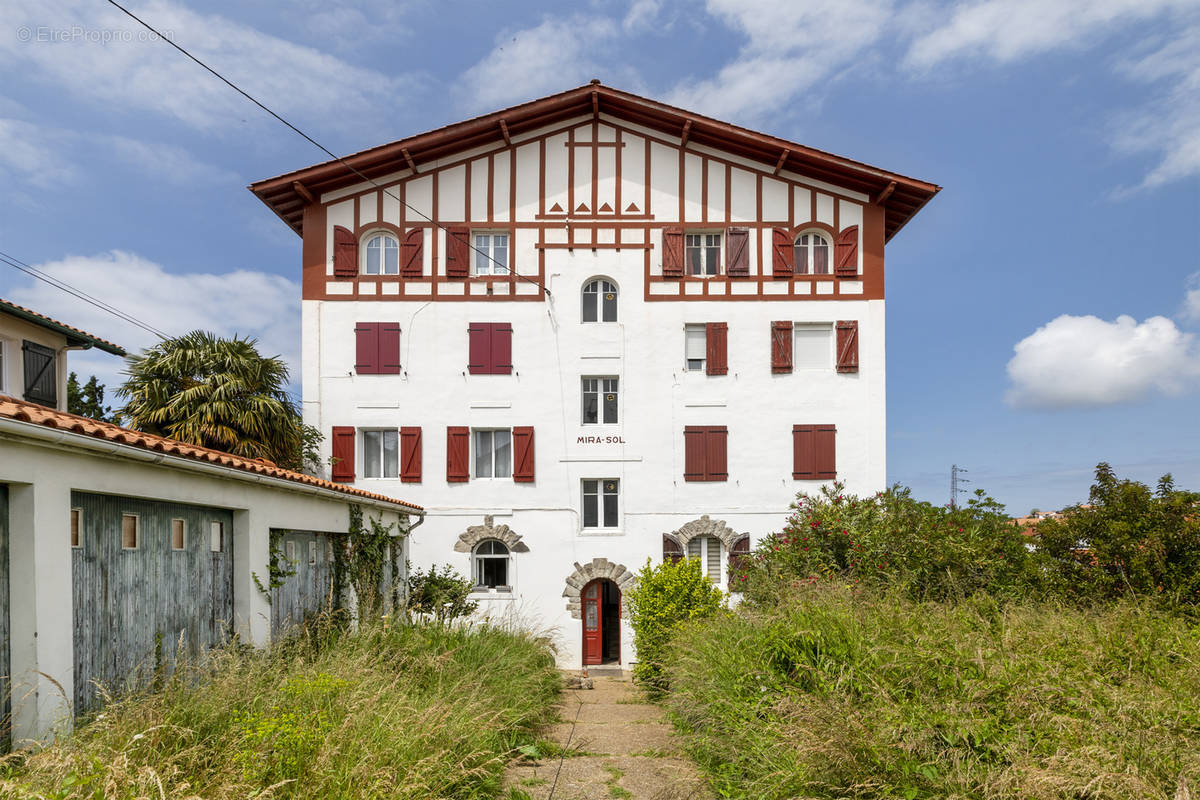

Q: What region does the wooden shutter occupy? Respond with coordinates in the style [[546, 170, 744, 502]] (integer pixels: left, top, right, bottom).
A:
[[771, 321, 793, 374], [446, 226, 470, 278], [400, 426, 422, 483], [706, 426, 728, 481], [793, 425, 836, 480], [21, 341, 57, 406], [446, 426, 469, 482], [836, 321, 859, 373], [835, 226, 859, 277], [333, 225, 358, 277], [772, 228, 793, 277], [706, 322, 728, 376], [467, 324, 490, 374], [663, 535, 684, 564], [512, 426, 535, 482], [379, 324, 401, 373], [400, 228, 424, 277], [354, 323, 379, 374], [726, 227, 749, 276], [492, 323, 513, 375], [728, 535, 750, 589], [662, 227, 684, 276], [683, 426, 706, 482], [331, 426, 356, 482]]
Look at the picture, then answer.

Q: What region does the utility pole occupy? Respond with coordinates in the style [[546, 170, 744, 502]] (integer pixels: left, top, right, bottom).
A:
[[950, 464, 969, 509]]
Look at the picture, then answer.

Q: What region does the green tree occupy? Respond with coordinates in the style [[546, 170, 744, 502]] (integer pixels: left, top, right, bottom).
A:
[[117, 331, 320, 471], [67, 372, 114, 421]]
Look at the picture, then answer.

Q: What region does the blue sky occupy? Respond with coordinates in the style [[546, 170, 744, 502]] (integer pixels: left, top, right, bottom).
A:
[[1, 0, 1197, 514]]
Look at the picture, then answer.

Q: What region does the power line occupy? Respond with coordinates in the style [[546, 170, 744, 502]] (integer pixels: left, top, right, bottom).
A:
[[0, 249, 170, 340], [106, 0, 550, 297]]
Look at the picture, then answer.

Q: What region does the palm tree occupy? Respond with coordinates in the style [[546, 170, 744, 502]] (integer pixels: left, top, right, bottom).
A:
[[118, 331, 314, 470]]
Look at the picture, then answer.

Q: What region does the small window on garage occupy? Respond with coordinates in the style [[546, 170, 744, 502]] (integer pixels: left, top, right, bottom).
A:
[[171, 518, 186, 551], [210, 521, 225, 552], [285, 539, 296, 564], [308, 541, 318, 565], [71, 508, 82, 548], [122, 513, 140, 550]]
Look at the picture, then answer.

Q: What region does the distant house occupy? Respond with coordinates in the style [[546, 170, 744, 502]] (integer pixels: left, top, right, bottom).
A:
[[0, 298, 126, 410]]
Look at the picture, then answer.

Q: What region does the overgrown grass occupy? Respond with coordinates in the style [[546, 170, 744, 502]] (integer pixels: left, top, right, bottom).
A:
[[0, 618, 561, 799], [664, 585, 1200, 799]]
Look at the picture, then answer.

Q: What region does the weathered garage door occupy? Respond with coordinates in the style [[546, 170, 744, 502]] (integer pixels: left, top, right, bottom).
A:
[[270, 529, 338, 638], [71, 492, 234, 713], [1, 484, 9, 752]]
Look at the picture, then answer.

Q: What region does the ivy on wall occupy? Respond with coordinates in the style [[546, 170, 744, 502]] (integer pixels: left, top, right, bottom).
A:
[[332, 505, 404, 623], [252, 537, 299, 605]]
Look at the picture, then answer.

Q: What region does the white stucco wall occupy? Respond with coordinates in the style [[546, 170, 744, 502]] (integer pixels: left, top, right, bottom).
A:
[[0, 315, 72, 411]]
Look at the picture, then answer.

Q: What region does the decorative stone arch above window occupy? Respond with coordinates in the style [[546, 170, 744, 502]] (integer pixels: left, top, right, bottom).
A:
[[668, 515, 747, 552], [453, 515, 529, 553], [562, 558, 636, 619]]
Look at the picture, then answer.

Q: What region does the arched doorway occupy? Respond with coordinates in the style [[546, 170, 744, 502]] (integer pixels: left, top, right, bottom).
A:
[[581, 578, 621, 665]]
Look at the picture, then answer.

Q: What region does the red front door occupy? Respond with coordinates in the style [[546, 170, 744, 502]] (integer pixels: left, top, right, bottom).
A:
[[582, 580, 602, 665]]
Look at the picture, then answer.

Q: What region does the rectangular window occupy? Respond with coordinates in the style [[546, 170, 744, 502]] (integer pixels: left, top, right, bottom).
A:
[[687, 536, 723, 583], [21, 340, 57, 407], [684, 324, 706, 371], [472, 231, 510, 275], [210, 521, 224, 553], [308, 541, 317, 565], [363, 430, 399, 478], [684, 426, 729, 482], [327, 540, 335, 563], [793, 424, 837, 480], [171, 518, 186, 551], [474, 429, 513, 478], [468, 323, 514, 375], [582, 479, 620, 529], [121, 513, 139, 550], [685, 232, 722, 276], [354, 322, 401, 375], [794, 324, 833, 370], [70, 508, 82, 549], [581, 377, 619, 424], [285, 539, 296, 564]]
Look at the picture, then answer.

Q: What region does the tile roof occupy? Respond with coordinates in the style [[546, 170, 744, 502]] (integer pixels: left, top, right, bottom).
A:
[[0, 298, 127, 356], [0, 396, 423, 512]]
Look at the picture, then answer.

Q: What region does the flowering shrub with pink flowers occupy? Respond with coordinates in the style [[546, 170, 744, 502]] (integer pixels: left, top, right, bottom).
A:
[[734, 482, 1036, 605]]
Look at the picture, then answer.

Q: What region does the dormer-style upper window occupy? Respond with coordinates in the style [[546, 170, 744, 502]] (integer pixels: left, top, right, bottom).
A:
[[685, 232, 722, 276], [364, 232, 399, 275], [472, 231, 509, 275], [582, 279, 618, 322], [794, 232, 831, 275]]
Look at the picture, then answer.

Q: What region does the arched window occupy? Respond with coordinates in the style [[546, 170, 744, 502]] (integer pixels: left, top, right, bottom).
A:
[[793, 231, 831, 275], [687, 535, 723, 584], [582, 279, 618, 322], [473, 539, 510, 589], [364, 232, 399, 275]]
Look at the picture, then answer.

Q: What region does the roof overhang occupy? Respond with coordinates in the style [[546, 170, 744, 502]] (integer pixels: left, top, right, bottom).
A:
[[0, 298, 126, 356], [249, 83, 940, 243]]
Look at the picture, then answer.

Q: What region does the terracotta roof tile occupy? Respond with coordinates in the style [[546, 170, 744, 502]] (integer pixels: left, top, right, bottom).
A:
[[0, 298, 126, 355], [0, 396, 422, 512]]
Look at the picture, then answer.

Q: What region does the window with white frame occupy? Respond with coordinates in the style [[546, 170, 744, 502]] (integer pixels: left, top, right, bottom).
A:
[[171, 518, 186, 551], [687, 535, 723, 583], [582, 278, 618, 322], [684, 324, 706, 371], [472, 231, 510, 275], [474, 429, 512, 478], [582, 377, 618, 425], [794, 324, 833, 369], [794, 231, 831, 275], [582, 479, 619, 529], [210, 521, 224, 553], [363, 429, 399, 478], [121, 513, 139, 550], [364, 232, 399, 275], [473, 539, 510, 589], [685, 232, 722, 276]]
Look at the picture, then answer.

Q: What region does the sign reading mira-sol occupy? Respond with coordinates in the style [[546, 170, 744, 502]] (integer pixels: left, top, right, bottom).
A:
[[577, 435, 626, 444]]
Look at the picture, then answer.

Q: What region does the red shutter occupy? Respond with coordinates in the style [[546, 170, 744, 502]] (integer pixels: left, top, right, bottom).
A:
[[379, 324, 401, 373], [663, 535, 684, 564], [468, 324, 490, 374], [836, 321, 859, 373], [400, 427, 422, 483], [333, 226, 358, 277], [835, 226, 859, 277], [706, 322, 728, 376], [793, 425, 836, 480], [492, 323, 513, 375], [772, 228, 793, 277], [771, 321, 793, 374], [815, 425, 837, 479], [446, 226, 470, 278], [706, 426, 728, 481], [331, 426, 356, 482], [446, 426, 469, 482], [662, 227, 684, 276], [726, 227, 749, 276], [728, 535, 750, 589], [512, 426, 535, 482], [401, 228, 424, 277], [354, 323, 379, 374], [683, 426, 706, 482]]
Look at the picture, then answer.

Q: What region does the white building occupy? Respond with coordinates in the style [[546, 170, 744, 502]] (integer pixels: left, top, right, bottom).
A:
[[250, 83, 939, 668]]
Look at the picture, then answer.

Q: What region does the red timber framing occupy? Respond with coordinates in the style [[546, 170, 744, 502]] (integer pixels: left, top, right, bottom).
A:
[[251, 83, 939, 305]]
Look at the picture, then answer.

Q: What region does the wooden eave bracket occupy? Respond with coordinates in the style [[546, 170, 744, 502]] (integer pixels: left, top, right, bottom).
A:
[[291, 180, 314, 205], [401, 147, 418, 174], [499, 119, 512, 147], [680, 119, 692, 148], [773, 149, 790, 176], [875, 180, 896, 205]]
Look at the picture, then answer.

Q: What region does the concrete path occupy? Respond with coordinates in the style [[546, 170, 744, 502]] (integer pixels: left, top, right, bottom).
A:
[[504, 673, 710, 800]]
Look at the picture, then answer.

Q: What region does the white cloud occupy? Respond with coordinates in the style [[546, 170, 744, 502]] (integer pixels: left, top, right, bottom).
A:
[[5, 251, 300, 395], [1006, 313, 1200, 408], [102, 135, 239, 186], [1184, 273, 1200, 322], [0, 118, 77, 188]]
